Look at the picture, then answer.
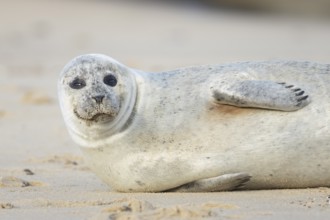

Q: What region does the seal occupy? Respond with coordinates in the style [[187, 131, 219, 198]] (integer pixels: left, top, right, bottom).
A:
[[58, 54, 330, 192]]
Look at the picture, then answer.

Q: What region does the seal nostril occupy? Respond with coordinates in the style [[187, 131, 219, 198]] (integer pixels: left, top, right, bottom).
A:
[[93, 95, 105, 104]]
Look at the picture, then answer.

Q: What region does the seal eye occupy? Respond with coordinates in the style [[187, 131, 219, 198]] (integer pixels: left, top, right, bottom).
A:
[[70, 78, 86, 89], [103, 74, 117, 87]]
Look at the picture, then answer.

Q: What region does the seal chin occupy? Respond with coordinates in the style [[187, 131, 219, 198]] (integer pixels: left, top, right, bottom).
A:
[[74, 110, 117, 124]]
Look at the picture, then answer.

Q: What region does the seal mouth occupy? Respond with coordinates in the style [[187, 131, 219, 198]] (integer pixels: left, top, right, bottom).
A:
[[73, 110, 116, 123]]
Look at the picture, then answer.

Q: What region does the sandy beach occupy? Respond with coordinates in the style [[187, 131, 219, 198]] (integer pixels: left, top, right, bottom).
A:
[[1, 0, 330, 219]]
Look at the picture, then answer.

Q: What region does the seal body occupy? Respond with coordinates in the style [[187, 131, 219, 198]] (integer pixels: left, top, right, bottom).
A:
[[59, 54, 330, 192]]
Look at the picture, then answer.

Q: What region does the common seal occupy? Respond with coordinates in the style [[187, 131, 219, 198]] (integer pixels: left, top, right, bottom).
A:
[[58, 54, 330, 192]]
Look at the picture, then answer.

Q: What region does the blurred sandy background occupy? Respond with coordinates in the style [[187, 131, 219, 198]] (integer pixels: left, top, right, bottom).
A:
[[1, 0, 330, 219]]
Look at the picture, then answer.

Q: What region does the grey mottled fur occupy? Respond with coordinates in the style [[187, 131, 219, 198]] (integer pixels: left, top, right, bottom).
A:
[[59, 54, 330, 192]]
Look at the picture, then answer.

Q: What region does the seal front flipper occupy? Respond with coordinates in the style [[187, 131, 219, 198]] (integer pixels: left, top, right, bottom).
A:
[[211, 80, 311, 111], [166, 173, 251, 192]]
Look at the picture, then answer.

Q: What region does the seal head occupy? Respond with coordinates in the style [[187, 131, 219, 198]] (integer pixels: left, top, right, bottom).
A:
[[58, 54, 137, 147]]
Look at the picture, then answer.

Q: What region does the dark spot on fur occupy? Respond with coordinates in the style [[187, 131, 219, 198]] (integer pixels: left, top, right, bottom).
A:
[[324, 64, 330, 74], [136, 180, 145, 186]]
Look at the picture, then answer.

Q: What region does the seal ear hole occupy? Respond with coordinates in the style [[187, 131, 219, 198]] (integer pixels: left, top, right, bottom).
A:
[[103, 74, 117, 87], [69, 77, 86, 89]]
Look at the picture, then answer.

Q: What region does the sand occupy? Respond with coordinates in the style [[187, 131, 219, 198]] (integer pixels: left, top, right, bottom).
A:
[[1, 0, 330, 219]]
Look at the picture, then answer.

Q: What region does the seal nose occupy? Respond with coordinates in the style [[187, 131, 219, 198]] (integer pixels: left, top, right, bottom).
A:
[[93, 95, 105, 104]]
